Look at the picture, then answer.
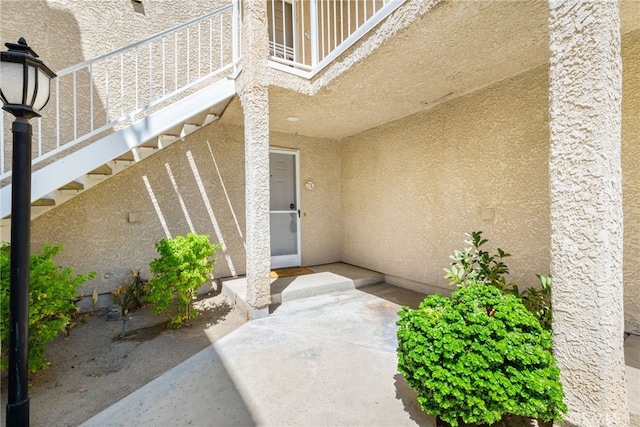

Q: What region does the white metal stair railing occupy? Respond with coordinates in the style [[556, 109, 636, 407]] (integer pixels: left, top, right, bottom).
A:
[[0, 3, 237, 183], [0, 77, 236, 218], [0, 3, 239, 219], [266, 0, 405, 78]]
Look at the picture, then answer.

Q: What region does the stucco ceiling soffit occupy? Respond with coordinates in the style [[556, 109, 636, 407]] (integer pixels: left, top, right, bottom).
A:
[[237, 1, 636, 142]]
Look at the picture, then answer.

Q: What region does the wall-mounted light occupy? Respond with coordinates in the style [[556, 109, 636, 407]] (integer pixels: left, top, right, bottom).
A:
[[286, 116, 299, 122]]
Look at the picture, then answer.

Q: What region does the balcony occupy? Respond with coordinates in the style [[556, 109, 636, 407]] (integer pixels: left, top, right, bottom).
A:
[[267, 0, 405, 78]]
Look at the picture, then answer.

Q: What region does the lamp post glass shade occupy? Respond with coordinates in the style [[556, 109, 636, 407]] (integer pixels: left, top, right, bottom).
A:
[[0, 37, 56, 119]]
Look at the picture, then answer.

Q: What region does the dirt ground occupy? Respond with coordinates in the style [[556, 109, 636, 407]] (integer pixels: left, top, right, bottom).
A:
[[1, 291, 245, 427]]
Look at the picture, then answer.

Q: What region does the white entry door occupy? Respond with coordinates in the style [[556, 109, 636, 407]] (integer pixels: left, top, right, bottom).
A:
[[270, 149, 301, 268]]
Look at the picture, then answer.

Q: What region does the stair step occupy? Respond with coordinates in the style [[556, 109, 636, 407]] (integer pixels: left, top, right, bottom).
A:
[[139, 138, 159, 149], [181, 123, 201, 135], [185, 111, 210, 125], [202, 114, 219, 127], [32, 198, 56, 207], [60, 181, 84, 191], [115, 151, 135, 162], [163, 124, 184, 137], [89, 165, 113, 176]]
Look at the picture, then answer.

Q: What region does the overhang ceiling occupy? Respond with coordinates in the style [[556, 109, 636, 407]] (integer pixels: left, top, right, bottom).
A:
[[223, 0, 640, 141]]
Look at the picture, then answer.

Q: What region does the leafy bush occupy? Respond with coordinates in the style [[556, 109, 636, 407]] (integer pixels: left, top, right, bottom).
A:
[[0, 242, 96, 372], [444, 231, 552, 330], [397, 284, 567, 426], [147, 233, 221, 328]]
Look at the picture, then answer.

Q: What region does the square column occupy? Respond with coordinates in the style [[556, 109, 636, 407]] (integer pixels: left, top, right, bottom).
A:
[[548, 1, 629, 425], [240, 83, 271, 319], [238, 0, 271, 319]]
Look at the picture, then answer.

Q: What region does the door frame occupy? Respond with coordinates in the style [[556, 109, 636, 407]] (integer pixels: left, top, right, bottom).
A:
[[269, 147, 301, 268]]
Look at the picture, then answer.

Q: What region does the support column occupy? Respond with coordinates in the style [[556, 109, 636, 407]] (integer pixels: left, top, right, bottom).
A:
[[548, 1, 629, 426], [238, 0, 271, 319]]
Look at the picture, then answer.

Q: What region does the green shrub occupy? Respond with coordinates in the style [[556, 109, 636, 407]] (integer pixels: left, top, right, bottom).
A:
[[397, 284, 567, 426], [147, 233, 221, 328], [444, 231, 553, 330], [0, 242, 96, 372]]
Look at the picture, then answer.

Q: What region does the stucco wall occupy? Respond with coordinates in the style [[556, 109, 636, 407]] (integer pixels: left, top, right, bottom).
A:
[[0, 0, 230, 71], [268, 131, 342, 267], [30, 121, 246, 309], [622, 30, 640, 334], [340, 29, 640, 334], [29, 117, 341, 309], [341, 65, 551, 292]]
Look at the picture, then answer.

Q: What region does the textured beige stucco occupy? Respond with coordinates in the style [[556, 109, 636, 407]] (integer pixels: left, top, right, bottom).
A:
[[223, 1, 639, 143], [267, 130, 342, 266], [29, 121, 247, 307], [338, 27, 640, 337], [622, 30, 640, 335], [340, 66, 551, 292], [237, 0, 271, 315], [29, 118, 342, 309], [0, 0, 230, 71], [548, 1, 628, 425]]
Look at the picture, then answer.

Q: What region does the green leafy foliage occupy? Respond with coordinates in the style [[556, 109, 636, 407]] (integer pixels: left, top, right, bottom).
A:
[[397, 284, 567, 426], [513, 274, 552, 332], [147, 233, 221, 328], [444, 231, 553, 330], [0, 242, 96, 372], [444, 231, 515, 293]]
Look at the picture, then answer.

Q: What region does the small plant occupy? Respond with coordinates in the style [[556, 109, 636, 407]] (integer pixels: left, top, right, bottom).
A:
[[515, 274, 552, 331], [146, 233, 221, 328], [444, 231, 516, 293], [397, 284, 567, 426], [111, 269, 148, 315], [0, 242, 96, 372], [445, 231, 553, 330]]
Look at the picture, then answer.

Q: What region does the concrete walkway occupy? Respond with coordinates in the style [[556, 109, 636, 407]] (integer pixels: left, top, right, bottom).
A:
[[80, 262, 640, 426], [81, 283, 434, 426]]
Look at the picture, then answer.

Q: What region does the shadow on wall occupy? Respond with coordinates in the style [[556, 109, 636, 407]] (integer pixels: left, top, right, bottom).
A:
[[2, 1, 246, 310], [139, 144, 245, 278]]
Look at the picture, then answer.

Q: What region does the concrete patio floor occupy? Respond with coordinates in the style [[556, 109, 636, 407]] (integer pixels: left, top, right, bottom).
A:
[[81, 282, 434, 426], [81, 263, 640, 426]]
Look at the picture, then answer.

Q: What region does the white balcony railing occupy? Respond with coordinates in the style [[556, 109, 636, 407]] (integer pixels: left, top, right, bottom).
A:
[[267, 0, 405, 78], [1, 3, 238, 181]]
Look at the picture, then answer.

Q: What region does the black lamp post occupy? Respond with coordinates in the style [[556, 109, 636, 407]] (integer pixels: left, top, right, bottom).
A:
[[1, 37, 56, 427]]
